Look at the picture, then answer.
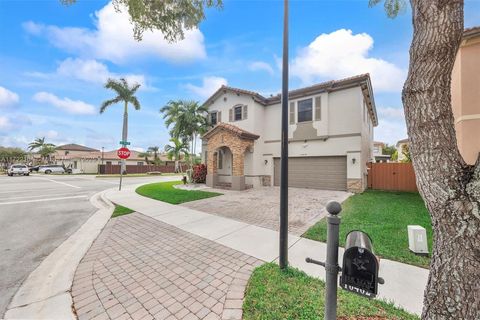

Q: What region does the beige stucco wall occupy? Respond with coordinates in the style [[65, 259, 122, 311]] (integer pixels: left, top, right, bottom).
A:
[[451, 33, 480, 164]]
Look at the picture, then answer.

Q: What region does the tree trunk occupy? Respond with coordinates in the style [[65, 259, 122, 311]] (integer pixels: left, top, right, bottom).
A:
[[404, 1, 480, 319], [121, 102, 128, 174]]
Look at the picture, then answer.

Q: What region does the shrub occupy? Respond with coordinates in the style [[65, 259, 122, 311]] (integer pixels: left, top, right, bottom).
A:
[[192, 164, 207, 183]]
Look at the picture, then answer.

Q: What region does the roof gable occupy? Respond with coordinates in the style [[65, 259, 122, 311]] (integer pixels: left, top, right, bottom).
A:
[[202, 123, 260, 140]]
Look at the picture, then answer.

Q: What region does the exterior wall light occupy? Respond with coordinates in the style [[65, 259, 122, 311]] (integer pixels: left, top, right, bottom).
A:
[[264, 159, 268, 165], [352, 158, 356, 164]]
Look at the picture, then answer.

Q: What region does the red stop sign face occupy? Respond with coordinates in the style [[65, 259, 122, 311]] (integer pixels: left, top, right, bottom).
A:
[[117, 147, 131, 159]]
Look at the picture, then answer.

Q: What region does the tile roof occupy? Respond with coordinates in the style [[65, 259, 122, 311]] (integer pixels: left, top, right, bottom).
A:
[[202, 73, 378, 126], [56, 144, 100, 152], [464, 26, 480, 38], [202, 122, 260, 140]]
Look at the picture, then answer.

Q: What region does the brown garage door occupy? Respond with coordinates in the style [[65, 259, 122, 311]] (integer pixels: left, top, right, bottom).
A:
[[274, 156, 347, 190]]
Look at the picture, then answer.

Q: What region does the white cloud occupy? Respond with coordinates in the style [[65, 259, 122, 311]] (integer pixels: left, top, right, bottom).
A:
[[23, 2, 206, 64], [185, 76, 228, 99], [56, 58, 147, 87], [291, 29, 406, 92], [38, 130, 59, 139], [0, 86, 20, 108], [249, 61, 274, 75], [0, 116, 12, 131], [0, 115, 31, 133], [33, 92, 96, 115], [375, 106, 407, 145]]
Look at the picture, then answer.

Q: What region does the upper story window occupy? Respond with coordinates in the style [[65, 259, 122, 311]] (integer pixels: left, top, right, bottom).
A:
[[210, 112, 218, 125], [234, 106, 242, 121], [229, 105, 248, 122], [297, 98, 313, 122]]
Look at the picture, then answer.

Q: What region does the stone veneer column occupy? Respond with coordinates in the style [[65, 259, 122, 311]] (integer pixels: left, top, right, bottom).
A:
[[231, 152, 245, 190], [206, 150, 218, 188]]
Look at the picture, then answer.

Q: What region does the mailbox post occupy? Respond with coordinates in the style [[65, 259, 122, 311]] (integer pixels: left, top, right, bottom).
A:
[[306, 201, 342, 320], [306, 201, 384, 320]]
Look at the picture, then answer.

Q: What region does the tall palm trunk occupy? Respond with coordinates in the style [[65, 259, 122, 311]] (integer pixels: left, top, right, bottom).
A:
[[404, 1, 480, 318], [121, 101, 128, 174]]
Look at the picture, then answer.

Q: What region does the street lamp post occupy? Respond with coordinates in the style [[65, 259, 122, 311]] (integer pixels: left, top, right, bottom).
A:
[[279, 0, 289, 269], [101, 147, 104, 165]]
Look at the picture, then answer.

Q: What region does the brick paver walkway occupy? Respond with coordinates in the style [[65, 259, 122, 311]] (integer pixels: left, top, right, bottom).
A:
[[71, 213, 261, 320]]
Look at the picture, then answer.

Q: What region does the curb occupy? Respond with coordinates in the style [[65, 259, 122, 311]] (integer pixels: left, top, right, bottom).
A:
[[4, 190, 114, 320]]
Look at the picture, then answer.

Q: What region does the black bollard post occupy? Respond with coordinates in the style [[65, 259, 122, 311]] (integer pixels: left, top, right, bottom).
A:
[[324, 201, 342, 320]]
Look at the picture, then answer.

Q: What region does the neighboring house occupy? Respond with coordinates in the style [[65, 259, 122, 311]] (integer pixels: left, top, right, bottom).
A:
[[396, 139, 409, 162], [373, 141, 391, 163], [53, 144, 162, 174], [201, 74, 377, 192], [451, 26, 480, 164]]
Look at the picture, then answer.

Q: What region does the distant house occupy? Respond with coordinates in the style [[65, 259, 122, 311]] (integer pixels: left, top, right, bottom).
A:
[[396, 138, 409, 162], [53, 144, 174, 174], [451, 26, 480, 164], [373, 141, 391, 163]]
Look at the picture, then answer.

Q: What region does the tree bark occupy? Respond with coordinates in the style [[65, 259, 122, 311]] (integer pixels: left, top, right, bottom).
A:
[[404, 1, 480, 319]]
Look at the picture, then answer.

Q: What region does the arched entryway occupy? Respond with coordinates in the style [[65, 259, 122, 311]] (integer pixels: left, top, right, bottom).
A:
[[203, 123, 260, 190]]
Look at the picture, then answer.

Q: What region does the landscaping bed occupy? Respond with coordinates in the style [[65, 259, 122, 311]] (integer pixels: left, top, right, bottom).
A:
[[303, 190, 432, 268], [136, 180, 222, 204], [111, 204, 134, 218], [243, 263, 418, 320]]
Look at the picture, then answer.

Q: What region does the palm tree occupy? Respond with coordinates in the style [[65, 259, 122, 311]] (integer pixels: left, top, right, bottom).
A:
[[138, 151, 151, 164], [164, 138, 189, 173], [148, 146, 160, 164], [160, 100, 208, 167], [28, 137, 54, 152], [28, 137, 56, 164], [100, 78, 141, 173]]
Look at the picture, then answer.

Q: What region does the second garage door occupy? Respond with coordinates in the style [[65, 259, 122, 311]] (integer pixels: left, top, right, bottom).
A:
[[274, 156, 347, 190]]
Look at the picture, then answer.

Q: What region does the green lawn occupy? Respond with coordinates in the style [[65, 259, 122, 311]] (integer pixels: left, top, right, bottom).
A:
[[303, 190, 432, 268], [243, 263, 418, 320], [111, 205, 134, 218], [136, 181, 222, 204]]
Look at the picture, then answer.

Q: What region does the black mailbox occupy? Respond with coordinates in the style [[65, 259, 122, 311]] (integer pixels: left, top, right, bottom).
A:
[[340, 231, 379, 298]]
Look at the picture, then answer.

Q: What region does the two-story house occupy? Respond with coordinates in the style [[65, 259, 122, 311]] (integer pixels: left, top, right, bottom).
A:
[[201, 74, 377, 193]]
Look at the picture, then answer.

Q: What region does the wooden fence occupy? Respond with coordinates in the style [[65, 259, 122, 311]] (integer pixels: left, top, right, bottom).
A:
[[98, 164, 186, 175], [367, 162, 418, 192]]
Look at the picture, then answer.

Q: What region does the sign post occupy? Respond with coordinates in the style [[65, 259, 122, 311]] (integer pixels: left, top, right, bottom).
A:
[[117, 146, 131, 191]]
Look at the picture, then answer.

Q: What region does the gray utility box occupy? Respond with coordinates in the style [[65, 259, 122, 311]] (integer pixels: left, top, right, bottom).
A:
[[407, 225, 429, 255], [340, 231, 379, 298]]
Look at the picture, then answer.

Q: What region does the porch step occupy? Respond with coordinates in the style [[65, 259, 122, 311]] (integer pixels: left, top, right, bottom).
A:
[[215, 182, 232, 189], [214, 183, 254, 190]]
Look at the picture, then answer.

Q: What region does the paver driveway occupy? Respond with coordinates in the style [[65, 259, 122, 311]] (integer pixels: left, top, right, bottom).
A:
[[181, 187, 351, 235], [72, 213, 261, 320]]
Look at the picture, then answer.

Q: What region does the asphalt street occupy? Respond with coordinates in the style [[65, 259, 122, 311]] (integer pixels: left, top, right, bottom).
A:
[[0, 174, 170, 317]]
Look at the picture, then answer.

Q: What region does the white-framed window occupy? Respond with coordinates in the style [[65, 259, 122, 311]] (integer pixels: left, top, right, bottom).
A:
[[297, 98, 313, 122], [137, 162, 144, 166]]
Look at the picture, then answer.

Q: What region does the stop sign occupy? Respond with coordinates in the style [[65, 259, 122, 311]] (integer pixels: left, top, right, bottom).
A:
[[117, 147, 131, 159]]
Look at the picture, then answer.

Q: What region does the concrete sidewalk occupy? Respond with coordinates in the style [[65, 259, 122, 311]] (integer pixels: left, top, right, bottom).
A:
[[106, 184, 429, 316]]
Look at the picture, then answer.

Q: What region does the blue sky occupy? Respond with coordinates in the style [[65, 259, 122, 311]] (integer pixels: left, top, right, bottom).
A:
[[1, 0, 479, 152]]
